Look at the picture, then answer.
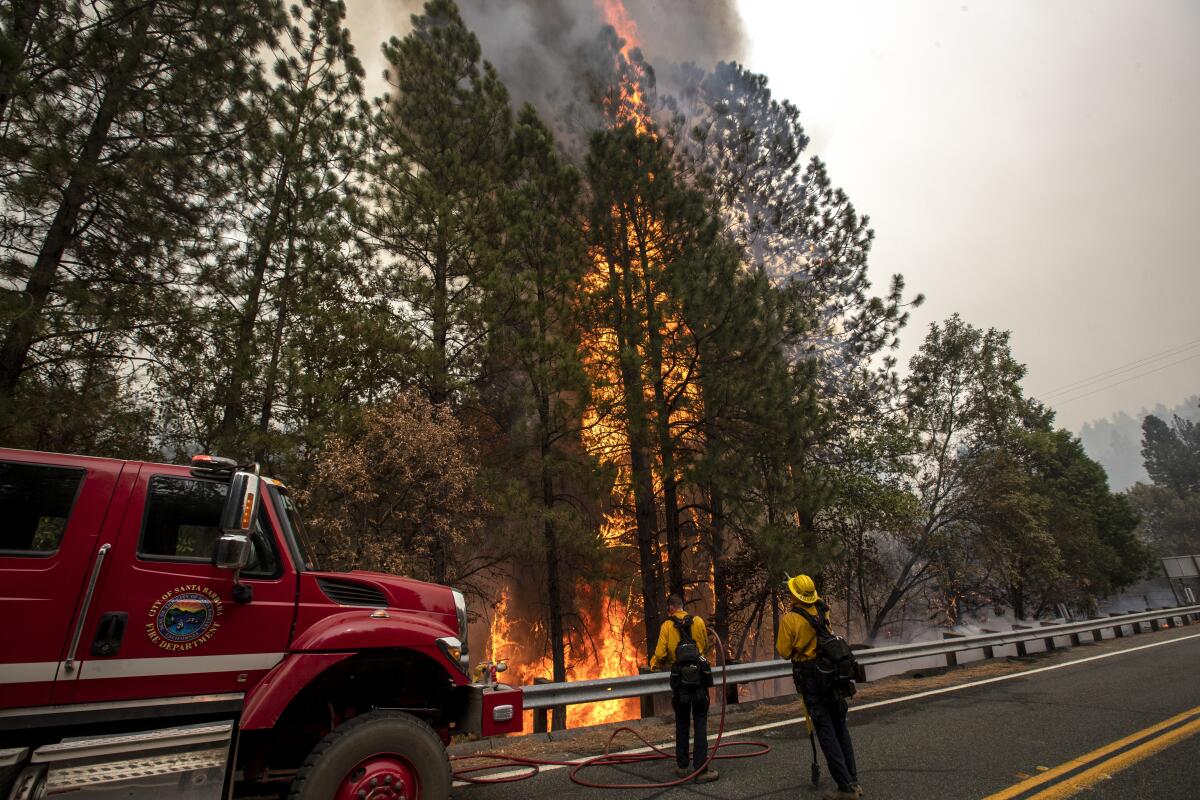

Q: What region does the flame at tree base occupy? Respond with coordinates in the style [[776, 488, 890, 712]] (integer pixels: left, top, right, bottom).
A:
[[488, 582, 643, 728]]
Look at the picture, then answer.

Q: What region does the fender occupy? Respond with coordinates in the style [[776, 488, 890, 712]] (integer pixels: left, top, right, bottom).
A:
[[289, 608, 460, 659], [241, 612, 466, 731], [240, 652, 354, 730]]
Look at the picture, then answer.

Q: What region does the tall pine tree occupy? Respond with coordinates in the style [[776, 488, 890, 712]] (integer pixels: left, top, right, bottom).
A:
[[0, 0, 279, 448], [364, 0, 511, 407]]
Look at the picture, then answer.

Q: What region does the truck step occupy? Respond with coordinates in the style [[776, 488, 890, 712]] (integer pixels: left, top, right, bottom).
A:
[[28, 722, 233, 798]]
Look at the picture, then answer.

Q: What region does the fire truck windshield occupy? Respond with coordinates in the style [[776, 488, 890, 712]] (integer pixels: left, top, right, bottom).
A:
[[267, 483, 324, 571]]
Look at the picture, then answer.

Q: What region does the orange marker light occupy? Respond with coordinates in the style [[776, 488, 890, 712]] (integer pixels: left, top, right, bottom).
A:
[[241, 491, 256, 529]]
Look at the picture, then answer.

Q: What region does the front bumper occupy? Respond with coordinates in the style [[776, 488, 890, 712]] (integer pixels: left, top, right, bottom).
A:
[[460, 683, 523, 737]]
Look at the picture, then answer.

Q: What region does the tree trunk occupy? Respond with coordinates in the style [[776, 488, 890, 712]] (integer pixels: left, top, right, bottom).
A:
[[215, 160, 292, 448], [1010, 585, 1026, 622], [541, 432, 567, 730], [606, 235, 662, 656], [0, 7, 151, 401], [709, 488, 729, 654], [636, 247, 684, 598], [734, 588, 767, 662], [648, 336, 684, 598], [530, 264, 567, 730], [217, 20, 323, 447], [430, 239, 449, 405], [0, 0, 44, 125], [255, 224, 298, 463]]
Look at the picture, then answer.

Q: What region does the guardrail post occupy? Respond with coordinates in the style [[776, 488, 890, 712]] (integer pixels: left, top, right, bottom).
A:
[[1108, 613, 1125, 638], [1146, 608, 1161, 632], [637, 666, 672, 719], [531, 677, 553, 733], [1126, 610, 1142, 634], [979, 629, 997, 659], [942, 632, 964, 666], [1039, 621, 1058, 651], [723, 659, 740, 707], [637, 667, 655, 719], [850, 644, 872, 681], [1011, 624, 1031, 656]]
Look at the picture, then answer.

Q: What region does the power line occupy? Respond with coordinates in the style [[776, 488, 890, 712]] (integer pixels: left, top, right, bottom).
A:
[[1050, 351, 1200, 407], [1037, 336, 1200, 400]]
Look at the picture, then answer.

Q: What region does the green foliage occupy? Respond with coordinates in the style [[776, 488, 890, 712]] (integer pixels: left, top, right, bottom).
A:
[[1128, 483, 1200, 557], [1141, 409, 1200, 497], [363, 0, 511, 405], [481, 104, 603, 690], [1129, 404, 1200, 558], [0, 0, 281, 445]]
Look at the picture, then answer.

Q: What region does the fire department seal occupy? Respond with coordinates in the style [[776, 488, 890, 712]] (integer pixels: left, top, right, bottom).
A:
[[146, 585, 223, 651]]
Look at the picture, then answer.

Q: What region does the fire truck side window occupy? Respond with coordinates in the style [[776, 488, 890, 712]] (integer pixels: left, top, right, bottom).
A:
[[140, 477, 280, 578], [0, 461, 85, 555]]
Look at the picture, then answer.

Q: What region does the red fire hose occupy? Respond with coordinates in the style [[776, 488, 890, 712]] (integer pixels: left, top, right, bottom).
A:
[[451, 633, 773, 789]]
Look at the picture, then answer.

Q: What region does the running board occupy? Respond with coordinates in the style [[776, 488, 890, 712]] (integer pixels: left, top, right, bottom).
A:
[[26, 722, 233, 798]]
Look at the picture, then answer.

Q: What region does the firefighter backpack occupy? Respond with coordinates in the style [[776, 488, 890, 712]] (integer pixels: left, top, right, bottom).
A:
[[793, 602, 861, 697], [668, 615, 713, 698]]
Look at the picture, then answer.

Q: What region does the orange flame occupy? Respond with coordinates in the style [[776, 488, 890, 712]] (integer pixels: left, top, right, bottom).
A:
[[487, 584, 641, 728], [592, 0, 651, 133], [595, 0, 641, 50], [483, 0, 712, 733]]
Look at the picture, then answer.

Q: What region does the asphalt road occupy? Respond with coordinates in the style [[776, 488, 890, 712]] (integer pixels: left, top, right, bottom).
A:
[[452, 627, 1200, 800]]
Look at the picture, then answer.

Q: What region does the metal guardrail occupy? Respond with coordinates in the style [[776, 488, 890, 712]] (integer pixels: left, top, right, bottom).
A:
[[520, 604, 1200, 712]]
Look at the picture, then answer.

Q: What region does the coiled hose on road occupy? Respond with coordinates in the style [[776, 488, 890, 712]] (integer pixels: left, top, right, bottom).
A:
[[451, 633, 774, 789]]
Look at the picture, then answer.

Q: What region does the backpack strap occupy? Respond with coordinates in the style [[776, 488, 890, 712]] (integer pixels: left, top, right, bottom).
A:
[[670, 614, 696, 644], [791, 604, 830, 636]]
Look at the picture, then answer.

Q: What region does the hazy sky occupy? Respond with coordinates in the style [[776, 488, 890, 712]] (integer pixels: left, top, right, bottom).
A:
[[347, 1, 1199, 432], [737, 1, 1200, 430]]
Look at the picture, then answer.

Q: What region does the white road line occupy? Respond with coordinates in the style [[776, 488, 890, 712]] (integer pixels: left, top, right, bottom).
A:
[[453, 630, 1200, 787]]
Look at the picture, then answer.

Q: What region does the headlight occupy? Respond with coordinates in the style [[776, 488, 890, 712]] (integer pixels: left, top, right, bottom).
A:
[[451, 589, 469, 671], [436, 636, 468, 675]]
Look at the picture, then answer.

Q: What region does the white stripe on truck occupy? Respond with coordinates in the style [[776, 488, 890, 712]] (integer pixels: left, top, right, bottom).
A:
[[2, 653, 284, 684], [73, 652, 285, 679], [0, 662, 58, 683]]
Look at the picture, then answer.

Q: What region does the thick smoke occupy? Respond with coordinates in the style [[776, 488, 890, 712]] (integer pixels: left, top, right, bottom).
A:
[[345, 0, 745, 124]]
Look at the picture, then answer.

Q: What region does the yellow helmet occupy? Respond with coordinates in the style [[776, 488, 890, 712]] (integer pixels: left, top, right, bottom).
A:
[[787, 574, 819, 604]]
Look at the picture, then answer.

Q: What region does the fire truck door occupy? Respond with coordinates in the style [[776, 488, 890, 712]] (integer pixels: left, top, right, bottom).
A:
[[65, 466, 298, 705], [0, 455, 133, 709]]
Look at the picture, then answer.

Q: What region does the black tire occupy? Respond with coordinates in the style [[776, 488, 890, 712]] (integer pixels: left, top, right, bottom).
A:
[[288, 710, 450, 800]]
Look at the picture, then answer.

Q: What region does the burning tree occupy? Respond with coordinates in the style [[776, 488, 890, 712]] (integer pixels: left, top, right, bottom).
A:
[[479, 104, 608, 729]]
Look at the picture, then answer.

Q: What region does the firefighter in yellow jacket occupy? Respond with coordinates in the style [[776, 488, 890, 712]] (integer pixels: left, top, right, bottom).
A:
[[650, 594, 718, 783], [777, 575, 861, 799]]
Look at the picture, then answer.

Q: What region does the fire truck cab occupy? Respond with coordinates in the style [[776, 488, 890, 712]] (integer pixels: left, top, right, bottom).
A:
[[0, 448, 521, 799]]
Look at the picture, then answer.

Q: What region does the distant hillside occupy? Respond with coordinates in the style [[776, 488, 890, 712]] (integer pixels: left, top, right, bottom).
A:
[[1079, 394, 1200, 491]]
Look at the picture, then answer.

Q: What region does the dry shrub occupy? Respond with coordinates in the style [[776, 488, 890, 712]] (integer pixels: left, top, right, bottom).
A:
[[302, 391, 485, 583]]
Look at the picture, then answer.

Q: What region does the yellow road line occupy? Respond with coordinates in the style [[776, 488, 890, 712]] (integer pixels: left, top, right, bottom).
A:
[[982, 703, 1200, 800], [1026, 715, 1200, 799]]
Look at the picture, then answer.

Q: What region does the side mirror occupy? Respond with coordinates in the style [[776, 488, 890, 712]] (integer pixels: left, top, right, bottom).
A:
[[214, 471, 258, 586], [213, 533, 252, 571], [219, 471, 260, 536]]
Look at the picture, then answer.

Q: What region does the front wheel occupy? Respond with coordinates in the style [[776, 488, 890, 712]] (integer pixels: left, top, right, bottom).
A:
[[288, 710, 451, 800]]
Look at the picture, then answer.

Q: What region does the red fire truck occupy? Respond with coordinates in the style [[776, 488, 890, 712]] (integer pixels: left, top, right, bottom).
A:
[[0, 448, 521, 799]]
